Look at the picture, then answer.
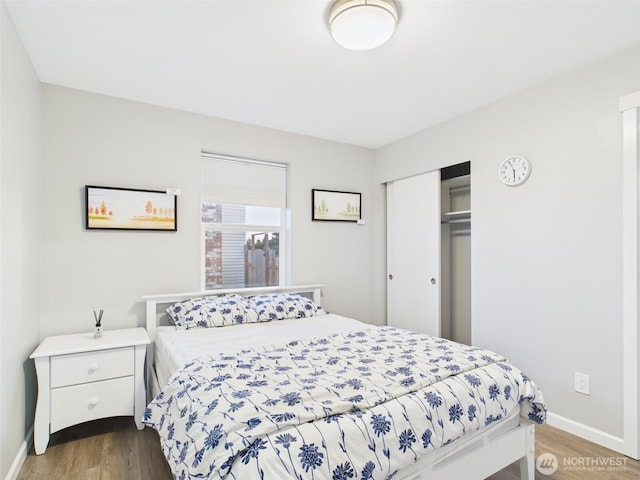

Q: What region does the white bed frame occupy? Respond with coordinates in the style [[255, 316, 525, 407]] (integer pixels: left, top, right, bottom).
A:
[[142, 284, 535, 480]]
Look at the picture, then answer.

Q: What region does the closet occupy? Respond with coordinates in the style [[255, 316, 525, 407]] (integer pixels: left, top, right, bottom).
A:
[[386, 162, 471, 344], [440, 163, 471, 344]]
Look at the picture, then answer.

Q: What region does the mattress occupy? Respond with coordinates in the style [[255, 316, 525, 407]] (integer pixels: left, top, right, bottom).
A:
[[154, 313, 367, 387]]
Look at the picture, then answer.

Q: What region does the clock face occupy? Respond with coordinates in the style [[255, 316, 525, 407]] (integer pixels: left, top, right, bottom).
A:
[[499, 155, 531, 186]]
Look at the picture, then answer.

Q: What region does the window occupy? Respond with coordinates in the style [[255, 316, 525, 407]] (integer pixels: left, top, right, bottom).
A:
[[201, 152, 287, 289]]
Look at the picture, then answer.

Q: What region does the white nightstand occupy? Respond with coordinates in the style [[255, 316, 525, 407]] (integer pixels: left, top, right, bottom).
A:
[[30, 327, 150, 455]]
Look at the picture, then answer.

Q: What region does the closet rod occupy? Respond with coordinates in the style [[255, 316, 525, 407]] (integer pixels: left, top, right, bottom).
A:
[[441, 218, 471, 225]]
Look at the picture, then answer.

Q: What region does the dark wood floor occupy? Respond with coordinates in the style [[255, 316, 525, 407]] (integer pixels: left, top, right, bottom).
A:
[[17, 417, 640, 480], [17, 417, 171, 480]]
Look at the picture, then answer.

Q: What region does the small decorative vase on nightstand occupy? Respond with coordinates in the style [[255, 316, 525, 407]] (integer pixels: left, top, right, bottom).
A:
[[93, 309, 104, 338]]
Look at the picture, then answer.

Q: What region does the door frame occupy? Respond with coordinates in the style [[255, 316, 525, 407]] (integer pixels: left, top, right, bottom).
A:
[[621, 90, 640, 459]]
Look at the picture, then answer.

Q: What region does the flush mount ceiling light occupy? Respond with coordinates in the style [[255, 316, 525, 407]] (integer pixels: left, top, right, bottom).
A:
[[329, 0, 399, 51]]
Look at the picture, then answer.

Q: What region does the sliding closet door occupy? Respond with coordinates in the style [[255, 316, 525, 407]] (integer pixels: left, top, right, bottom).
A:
[[387, 171, 441, 336]]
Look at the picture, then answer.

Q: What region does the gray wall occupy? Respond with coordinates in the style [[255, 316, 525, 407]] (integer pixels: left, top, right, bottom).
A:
[[0, 2, 42, 478], [374, 44, 640, 439], [40, 85, 379, 340]]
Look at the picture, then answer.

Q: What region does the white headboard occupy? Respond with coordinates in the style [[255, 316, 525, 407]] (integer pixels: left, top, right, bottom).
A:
[[142, 284, 323, 342]]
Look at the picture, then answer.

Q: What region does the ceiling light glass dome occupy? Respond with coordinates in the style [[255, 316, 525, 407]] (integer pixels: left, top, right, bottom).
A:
[[329, 0, 399, 51]]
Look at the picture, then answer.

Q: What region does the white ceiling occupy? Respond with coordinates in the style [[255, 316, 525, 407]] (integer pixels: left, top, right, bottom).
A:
[[6, 0, 640, 148]]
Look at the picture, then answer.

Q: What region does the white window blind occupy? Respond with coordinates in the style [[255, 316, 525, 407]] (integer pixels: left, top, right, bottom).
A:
[[200, 151, 287, 289], [201, 151, 287, 208]]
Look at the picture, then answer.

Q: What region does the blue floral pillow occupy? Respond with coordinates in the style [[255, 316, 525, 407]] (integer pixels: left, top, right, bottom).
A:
[[166, 294, 258, 329], [165, 297, 208, 329], [248, 293, 326, 321]]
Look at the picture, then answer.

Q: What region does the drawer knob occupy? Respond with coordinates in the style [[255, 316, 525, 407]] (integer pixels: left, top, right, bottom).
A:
[[89, 398, 99, 408], [88, 363, 99, 373]]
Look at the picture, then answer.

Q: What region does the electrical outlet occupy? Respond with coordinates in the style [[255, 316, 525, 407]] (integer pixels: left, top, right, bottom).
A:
[[575, 372, 590, 395]]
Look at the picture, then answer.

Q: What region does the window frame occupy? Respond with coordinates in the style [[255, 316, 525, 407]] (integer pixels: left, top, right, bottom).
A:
[[199, 152, 289, 290]]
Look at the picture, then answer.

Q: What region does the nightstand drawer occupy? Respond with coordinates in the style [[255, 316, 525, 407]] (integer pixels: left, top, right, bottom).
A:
[[50, 347, 134, 388], [50, 376, 134, 433]]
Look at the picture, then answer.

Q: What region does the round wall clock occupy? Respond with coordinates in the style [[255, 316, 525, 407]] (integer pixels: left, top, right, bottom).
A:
[[499, 155, 531, 186]]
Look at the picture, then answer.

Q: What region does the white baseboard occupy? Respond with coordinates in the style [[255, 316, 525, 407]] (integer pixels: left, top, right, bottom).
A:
[[546, 412, 625, 454], [4, 427, 32, 480]]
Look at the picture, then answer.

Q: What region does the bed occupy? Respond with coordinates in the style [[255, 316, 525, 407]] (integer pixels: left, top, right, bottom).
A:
[[142, 285, 545, 480]]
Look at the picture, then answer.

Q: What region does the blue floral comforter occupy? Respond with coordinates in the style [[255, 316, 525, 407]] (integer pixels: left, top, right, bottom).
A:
[[144, 326, 546, 480]]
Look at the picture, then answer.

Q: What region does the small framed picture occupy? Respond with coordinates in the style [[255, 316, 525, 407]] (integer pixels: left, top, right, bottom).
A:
[[85, 185, 177, 231], [312, 189, 361, 222]]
